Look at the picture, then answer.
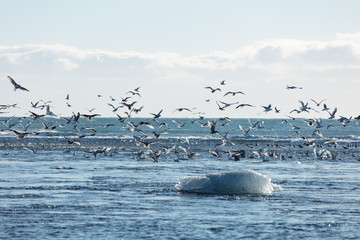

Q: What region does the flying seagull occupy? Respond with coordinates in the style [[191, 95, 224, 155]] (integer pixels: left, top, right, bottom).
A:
[[8, 76, 29, 91], [173, 108, 192, 113], [286, 85, 302, 90], [224, 91, 245, 97], [262, 104, 272, 113], [205, 86, 221, 93]]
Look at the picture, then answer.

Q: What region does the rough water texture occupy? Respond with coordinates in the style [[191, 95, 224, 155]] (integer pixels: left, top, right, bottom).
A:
[[1, 117, 360, 239]]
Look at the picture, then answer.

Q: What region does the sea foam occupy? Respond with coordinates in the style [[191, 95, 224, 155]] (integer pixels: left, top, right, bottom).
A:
[[175, 170, 282, 195]]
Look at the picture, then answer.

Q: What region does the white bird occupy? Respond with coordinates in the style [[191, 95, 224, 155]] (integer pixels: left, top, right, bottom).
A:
[[262, 104, 272, 113], [322, 104, 330, 111], [6, 129, 30, 140], [46, 105, 56, 117], [208, 120, 218, 134], [328, 108, 337, 119], [286, 85, 302, 90], [310, 99, 326, 107], [172, 120, 186, 128], [173, 108, 192, 113], [224, 91, 245, 97], [239, 125, 250, 137], [236, 103, 255, 109], [8, 76, 29, 91], [150, 109, 163, 119], [205, 86, 221, 93]]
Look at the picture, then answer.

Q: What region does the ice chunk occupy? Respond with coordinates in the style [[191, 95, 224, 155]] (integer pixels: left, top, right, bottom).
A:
[[175, 170, 282, 195]]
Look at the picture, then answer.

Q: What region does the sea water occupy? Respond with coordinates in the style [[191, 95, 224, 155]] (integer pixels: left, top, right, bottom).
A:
[[1, 117, 360, 239]]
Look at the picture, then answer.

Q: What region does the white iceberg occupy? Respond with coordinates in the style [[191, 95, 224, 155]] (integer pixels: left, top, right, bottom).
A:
[[175, 170, 282, 195]]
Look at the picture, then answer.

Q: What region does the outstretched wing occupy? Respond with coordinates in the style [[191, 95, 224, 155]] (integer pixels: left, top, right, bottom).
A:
[[7, 76, 29, 91]]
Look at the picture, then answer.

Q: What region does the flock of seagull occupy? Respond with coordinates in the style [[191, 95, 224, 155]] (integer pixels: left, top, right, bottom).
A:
[[1, 75, 360, 162]]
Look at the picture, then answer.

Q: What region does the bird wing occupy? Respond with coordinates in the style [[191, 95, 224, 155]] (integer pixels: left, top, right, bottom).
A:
[[8, 76, 17, 87], [18, 86, 29, 91], [8, 76, 29, 91]]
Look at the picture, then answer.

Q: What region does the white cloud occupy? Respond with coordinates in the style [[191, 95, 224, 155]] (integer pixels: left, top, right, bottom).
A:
[[1, 32, 360, 72], [54, 57, 80, 71], [1, 33, 360, 118]]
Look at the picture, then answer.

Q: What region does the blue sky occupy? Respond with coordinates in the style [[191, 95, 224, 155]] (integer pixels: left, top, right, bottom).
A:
[[1, 1, 360, 118]]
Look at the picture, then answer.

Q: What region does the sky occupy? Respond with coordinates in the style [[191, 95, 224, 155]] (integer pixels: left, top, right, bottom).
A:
[[1, 0, 360, 119]]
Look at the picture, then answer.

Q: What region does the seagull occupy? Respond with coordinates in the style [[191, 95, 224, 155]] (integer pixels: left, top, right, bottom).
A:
[[216, 101, 226, 111], [152, 129, 168, 139], [298, 100, 310, 112], [6, 129, 30, 140], [178, 146, 198, 159], [86, 108, 96, 113], [224, 91, 245, 96], [67, 139, 81, 145], [236, 103, 255, 109], [122, 101, 137, 110], [205, 86, 221, 93], [133, 106, 144, 114], [121, 96, 132, 102], [286, 85, 302, 90], [290, 109, 301, 114], [150, 109, 163, 119], [220, 80, 226, 85], [127, 91, 141, 97], [328, 108, 337, 119], [31, 101, 40, 108], [46, 105, 56, 117], [262, 104, 272, 113], [172, 120, 186, 128], [208, 120, 218, 134], [107, 103, 123, 112], [322, 104, 330, 111], [65, 94, 70, 100], [128, 121, 154, 129], [29, 111, 45, 120], [116, 114, 127, 123], [248, 119, 263, 129], [310, 99, 326, 107], [209, 149, 221, 157], [8, 76, 29, 91], [239, 125, 250, 137], [218, 101, 238, 108], [173, 108, 192, 113], [355, 115, 360, 125], [81, 114, 101, 121]]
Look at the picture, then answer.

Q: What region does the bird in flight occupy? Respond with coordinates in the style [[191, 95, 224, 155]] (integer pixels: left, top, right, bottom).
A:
[[8, 76, 29, 91], [224, 91, 245, 97], [150, 109, 163, 119], [262, 104, 272, 113], [310, 99, 326, 107], [286, 85, 302, 90], [173, 108, 192, 113], [205, 86, 221, 93]]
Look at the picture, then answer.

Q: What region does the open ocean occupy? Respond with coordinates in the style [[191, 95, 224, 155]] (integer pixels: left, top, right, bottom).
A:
[[1, 116, 360, 239]]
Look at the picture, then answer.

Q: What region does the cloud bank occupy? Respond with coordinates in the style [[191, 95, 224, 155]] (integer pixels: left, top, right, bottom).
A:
[[1, 32, 360, 118], [1, 32, 360, 71]]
